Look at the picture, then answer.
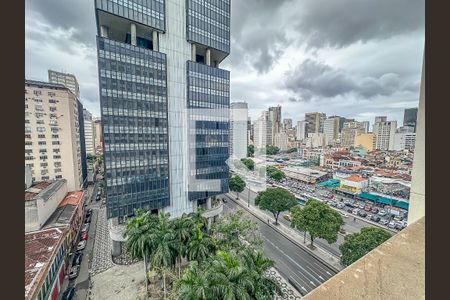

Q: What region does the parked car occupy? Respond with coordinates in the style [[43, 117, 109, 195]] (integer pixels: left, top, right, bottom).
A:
[[379, 219, 389, 225], [340, 212, 349, 218], [102, 199, 107, 205], [329, 201, 337, 207], [84, 215, 91, 224], [364, 205, 372, 212], [352, 208, 359, 215], [394, 216, 403, 221], [378, 210, 387, 217], [358, 203, 365, 209], [283, 214, 292, 222], [68, 265, 80, 280], [347, 208, 353, 213], [77, 240, 86, 251], [371, 207, 379, 214], [337, 203, 345, 209], [358, 210, 367, 217], [81, 224, 89, 233], [222, 198, 227, 203], [96, 195, 101, 201], [61, 287, 75, 300], [72, 252, 83, 266], [371, 215, 381, 222], [388, 221, 396, 229], [395, 222, 404, 230], [365, 213, 372, 220], [81, 232, 88, 241]]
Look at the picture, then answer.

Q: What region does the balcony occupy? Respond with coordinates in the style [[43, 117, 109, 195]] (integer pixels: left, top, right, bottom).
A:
[[201, 200, 224, 219]]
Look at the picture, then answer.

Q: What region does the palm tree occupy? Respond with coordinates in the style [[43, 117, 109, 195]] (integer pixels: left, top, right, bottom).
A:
[[187, 225, 216, 262], [190, 207, 208, 231], [125, 210, 157, 299], [151, 212, 177, 299], [171, 214, 192, 278], [176, 261, 211, 300]]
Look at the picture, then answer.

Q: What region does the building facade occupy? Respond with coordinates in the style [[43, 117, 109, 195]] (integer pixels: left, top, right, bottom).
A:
[[373, 120, 397, 150], [268, 106, 282, 139], [95, 0, 230, 229], [230, 102, 248, 159], [305, 112, 326, 135], [283, 118, 292, 130], [25, 80, 83, 192], [403, 107, 418, 132], [393, 132, 416, 151], [354, 133, 375, 151], [361, 121, 370, 133], [296, 120, 307, 141], [323, 117, 339, 145], [341, 121, 365, 147], [93, 117, 103, 153], [48, 70, 80, 98], [273, 131, 289, 151], [83, 108, 96, 155], [254, 111, 272, 149], [77, 101, 88, 186]]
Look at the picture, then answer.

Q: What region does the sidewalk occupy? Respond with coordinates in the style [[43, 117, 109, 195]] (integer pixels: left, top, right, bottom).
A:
[[226, 192, 343, 272]]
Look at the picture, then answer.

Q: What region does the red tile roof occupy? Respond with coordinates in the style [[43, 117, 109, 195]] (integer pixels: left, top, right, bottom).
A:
[[24, 181, 52, 202], [25, 228, 65, 299], [344, 175, 367, 182], [58, 191, 84, 207]]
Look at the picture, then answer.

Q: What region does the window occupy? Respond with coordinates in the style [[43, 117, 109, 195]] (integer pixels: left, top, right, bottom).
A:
[[40, 163, 48, 167], [42, 176, 49, 180], [54, 162, 61, 167], [38, 134, 46, 139], [33, 90, 42, 96], [38, 141, 46, 146], [50, 107, 57, 112], [36, 120, 44, 124], [37, 127, 46, 133], [25, 126, 32, 133], [52, 141, 60, 145], [54, 168, 62, 173], [25, 141, 33, 146], [55, 175, 63, 179], [51, 134, 59, 139], [25, 134, 31, 139]]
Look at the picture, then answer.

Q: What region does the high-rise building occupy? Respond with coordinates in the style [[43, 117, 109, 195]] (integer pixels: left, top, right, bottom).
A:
[[323, 117, 339, 145], [296, 120, 307, 141], [254, 111, 272, 149], [341, 121, 365, 147], [25, 80, 83, 191], [305, 112, 326, 135], [393, 132, 416, 151], [95, 0, 231, 244], [283, 118, 292, 130], [374, 116, 387, 124], [93, 117, 103, 153], [247, 117, 252, 144], [361, 121, 370, 133], [230, 102, 248, 159], [373, 120, 397, 150], [274, 131, 289, 151], [77, 101, 88, 186], [403, 107, 418, 132], [48, 70, 80, 98], [268, 106, 282, 139], [83, 109, 96, 155]]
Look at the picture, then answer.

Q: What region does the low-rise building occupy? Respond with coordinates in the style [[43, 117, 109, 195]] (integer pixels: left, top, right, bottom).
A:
[[25, 180, 68, 233], [25, 228, 68, 300], [283, 166, 328, 184], [354, 133, 375, 151], [339, 175, 368, 194]]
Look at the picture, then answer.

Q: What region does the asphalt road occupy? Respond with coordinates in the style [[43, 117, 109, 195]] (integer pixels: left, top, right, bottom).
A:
[[238, 186, 373, 257], [222, 198, 337, 296]]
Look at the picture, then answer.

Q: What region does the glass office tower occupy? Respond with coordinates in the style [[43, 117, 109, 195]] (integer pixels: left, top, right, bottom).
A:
[[95, 0, 230, 250]]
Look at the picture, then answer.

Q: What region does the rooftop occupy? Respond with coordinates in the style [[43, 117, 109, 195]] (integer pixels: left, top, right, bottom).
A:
[[24, 180, 66, 202], [25, 228, 65, 299], [342, 175, 367, 182], [43, 191, 84, 229], [58, 191, 84, 207], [25, 79, 68, 90]]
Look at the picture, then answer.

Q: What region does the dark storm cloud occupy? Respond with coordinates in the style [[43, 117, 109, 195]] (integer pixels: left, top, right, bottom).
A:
[[294, 0, 424, 49], [25, 0, 96, 46], [285, 59, 411, 100]]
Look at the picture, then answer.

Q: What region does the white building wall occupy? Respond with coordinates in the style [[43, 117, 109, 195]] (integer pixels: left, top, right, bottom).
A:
[[159, 0, 195, 218], [230, 102, 248, 159], [296, 120, 307, 140]]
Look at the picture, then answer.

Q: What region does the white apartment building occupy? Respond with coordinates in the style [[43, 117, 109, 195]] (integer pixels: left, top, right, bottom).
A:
[[83, 108, 96, 155], [230, 102, 248, 159], [393, 132, 416, 151], [274, 131, 289, 151], [306, 133, 326, 148], [25, 80, 82, 192], [254, 111, 272, 149], [296, 120, 307, 141], [373, 120, 397, 150], [323, 117, 339, 145]]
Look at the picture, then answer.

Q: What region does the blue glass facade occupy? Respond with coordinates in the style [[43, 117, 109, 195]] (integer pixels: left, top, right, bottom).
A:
[[187, 0, 231, 54], [97, 37, 170, 218], [95, 0, 166, 31], [187, 61, 230, 201]]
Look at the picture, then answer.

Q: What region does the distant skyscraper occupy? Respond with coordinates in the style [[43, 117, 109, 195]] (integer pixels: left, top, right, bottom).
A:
[[230, 102, 248, 159], [83, 109, 96, 155], [323, 117, 339, 145], [268, 106, 282, 138], [254, 111, 272, 149], [403, 107, 418, 132], [296, 120, 307, 141], [393, 132, 416, 151], [94, 0, 231, 248], [305, 112, 326, 135], [48, 70, 80, 98], [283, 118, 293, 130], [373, 120, 397, 150], [361, 121, 370, 133], [341, 121, 365, 147], [93, 117, 103, 153], [374, 116, 387, 124]]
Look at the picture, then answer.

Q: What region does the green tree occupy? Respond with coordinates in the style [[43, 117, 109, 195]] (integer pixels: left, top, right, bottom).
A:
[[255, 187, 297, 225], [291, 199, 344, 248], [287, 148, 297, 153], [247, 144, 255, 157], [240, 158, 255, 171], [190, 208, 208, 232], [229, 175, 246, 200], [266, 166, 285, 182], [176, 261, 211, 300], [264, 145, 280, 155], [339, 227, 392, 267], [171, 214, 193, 278], [212, 209, 263, 251], [87, 153, 96, 161], [290, 205, 308, 243], [187, 225, 217, 262]]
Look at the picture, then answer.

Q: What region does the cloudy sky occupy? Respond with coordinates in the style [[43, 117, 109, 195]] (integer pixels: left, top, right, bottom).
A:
[[25, 0, 424, 126]]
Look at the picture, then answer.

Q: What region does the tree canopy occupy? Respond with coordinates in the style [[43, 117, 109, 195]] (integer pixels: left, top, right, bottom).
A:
[[287, 148, 297, 153], [240, 158, 255, 171], [291, 199, 344, 247], [255, 187, 297, 224], [229, 175, 246, 194], [339, 227, 392, 267], [264, 145, 280, 155], [247, 144, 255, 157], [266, 166, 286, 182]]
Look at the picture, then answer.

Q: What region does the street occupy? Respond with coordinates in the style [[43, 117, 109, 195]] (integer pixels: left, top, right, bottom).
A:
[[222, 197, 337, 295]]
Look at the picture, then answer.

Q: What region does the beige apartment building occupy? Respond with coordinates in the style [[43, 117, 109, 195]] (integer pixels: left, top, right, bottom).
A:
[[341, 121, 365, 147], [354, 133, 375, 151], [25, 80, 82, 191]]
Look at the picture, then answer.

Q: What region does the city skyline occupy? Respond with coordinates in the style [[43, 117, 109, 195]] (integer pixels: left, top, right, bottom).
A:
[[25, 0, 424, 123]]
